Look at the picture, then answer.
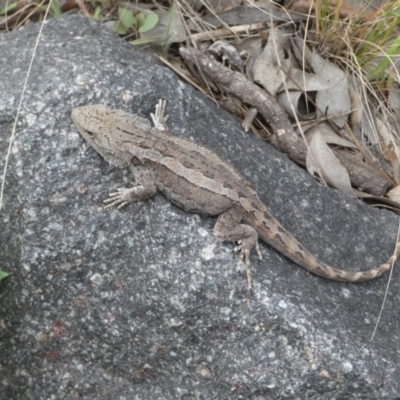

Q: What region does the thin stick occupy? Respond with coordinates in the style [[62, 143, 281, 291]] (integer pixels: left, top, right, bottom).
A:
[[0, 1, 52, 213], [189, 22, 265, 42], [370, 221, 400, 341]]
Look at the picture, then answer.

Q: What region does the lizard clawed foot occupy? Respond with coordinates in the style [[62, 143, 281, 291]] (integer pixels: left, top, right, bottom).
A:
[[150, 99, 169, 131], [234, 238, 262, 292], [103, 187, 144, 209]]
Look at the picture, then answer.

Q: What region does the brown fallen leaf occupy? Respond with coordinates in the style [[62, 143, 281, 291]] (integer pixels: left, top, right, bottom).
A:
[[306, 129, 354, 195]]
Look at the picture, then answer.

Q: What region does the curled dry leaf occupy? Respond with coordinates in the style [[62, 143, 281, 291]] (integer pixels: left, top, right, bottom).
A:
[[306, 129, 353, 195], [311, 49, 351, 128], [387, 186, 400, 203], [276, 66, 328, 120], [234, 37, 264, 60], [349, 79, 378, 145], [248, 27, 290, 96], [354, 189, 400, 212], [277, 90, 315, 120], [305, 123, 357, 149], [208, 41, 244, 72], [280, 67, 328, 92], [290, 37, 313, 70]]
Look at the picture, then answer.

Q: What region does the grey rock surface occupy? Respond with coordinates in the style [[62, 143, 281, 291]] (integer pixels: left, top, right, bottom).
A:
[[1, 15, 400, 399]]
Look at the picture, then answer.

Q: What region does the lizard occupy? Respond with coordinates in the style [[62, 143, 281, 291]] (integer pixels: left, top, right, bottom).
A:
[[71, 99, 400, 291]]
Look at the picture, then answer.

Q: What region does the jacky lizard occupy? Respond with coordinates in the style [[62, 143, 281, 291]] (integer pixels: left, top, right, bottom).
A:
[[71, 99, 400, 290]]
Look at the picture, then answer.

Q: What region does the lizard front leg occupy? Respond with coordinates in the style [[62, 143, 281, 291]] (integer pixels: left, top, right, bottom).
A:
[[214, 207, 262, 291], [104, 166, 157, 209], [150, 99, 169, 131]]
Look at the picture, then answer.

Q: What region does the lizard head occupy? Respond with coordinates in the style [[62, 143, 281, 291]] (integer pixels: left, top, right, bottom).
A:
[[71, 104, 132, 167]]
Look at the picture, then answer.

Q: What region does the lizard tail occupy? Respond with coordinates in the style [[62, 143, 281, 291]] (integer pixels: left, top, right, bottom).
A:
[[254, 213, 399, 282]]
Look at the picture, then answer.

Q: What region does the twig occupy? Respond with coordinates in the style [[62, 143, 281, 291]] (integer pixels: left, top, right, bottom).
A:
[[189, 22, 265, 42], [371, 221, 400, 341], [0, 0, 52, 212], [179, 47, 308, 165]]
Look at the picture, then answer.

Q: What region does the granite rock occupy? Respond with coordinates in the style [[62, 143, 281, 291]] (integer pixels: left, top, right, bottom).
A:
[[1, 15, 400, 399]]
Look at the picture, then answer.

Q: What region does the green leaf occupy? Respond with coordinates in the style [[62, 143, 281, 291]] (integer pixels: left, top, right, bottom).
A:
[[0, 2, 17, 15], [369, 36, 400, 81], [51, 0, 62, 18], [92, 6, 102, 21], [118, 7, 135, 29], [138, 13, 159, 33], [136, 12, 145, 28], [0, 270, 9, 281], [115, 21, 128, 35]]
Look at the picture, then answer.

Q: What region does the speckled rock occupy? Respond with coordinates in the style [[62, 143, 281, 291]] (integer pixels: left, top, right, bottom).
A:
[[1, 15, 400, 400]]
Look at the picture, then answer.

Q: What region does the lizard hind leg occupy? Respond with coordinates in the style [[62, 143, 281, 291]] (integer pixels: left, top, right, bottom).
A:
[[214, 207, 262, 291]]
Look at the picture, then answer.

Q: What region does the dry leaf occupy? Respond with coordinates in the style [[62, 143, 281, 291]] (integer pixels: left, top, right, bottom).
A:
[[208, 41, 244, 72], [277, 90, 315, 120], [350, 90, 362, 128], [306, 130, 353, 195], [376, 118, 400, 184], [389, 82, 400, 112], [376, 117, 393, 146], [280, 67, 328, 92], [311, 49, 351, 128], [291, 37, 313, 70], [349, 79, 378, 145], [387, 186, 400, 203], [306, 123, 357, 149], [249, 28, 290, 96]]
